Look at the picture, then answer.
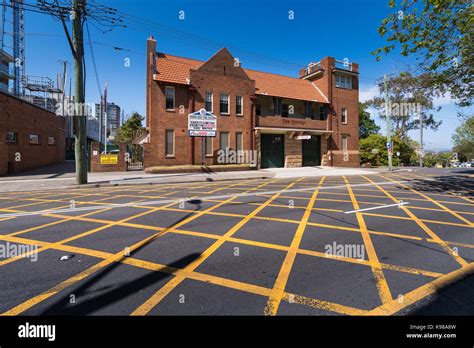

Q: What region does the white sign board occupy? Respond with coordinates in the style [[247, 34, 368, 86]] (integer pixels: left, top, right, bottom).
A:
[[188, 108, 217, 137], [296, 135, 311, 140]]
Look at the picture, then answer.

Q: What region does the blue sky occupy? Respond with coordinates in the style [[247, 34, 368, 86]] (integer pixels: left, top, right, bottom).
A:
[[19, 0, 471, 150]]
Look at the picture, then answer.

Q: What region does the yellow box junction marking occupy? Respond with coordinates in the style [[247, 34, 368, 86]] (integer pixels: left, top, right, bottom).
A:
[[344, 176, 392, 304], [264, 176, 326, 316]]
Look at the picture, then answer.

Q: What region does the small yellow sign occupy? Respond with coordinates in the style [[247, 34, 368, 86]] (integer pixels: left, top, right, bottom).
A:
[[100, 154, 118, 165]]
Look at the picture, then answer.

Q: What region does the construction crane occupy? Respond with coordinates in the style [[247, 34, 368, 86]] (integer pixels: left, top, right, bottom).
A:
[[12, 0, 24, 95]]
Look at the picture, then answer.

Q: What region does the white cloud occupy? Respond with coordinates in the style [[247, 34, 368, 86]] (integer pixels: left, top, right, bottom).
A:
[[359, 85, 379, 103]]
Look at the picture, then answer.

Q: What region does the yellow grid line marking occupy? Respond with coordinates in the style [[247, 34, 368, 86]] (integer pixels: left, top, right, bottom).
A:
[[130, 178, 303, 316], [282, 293, 368, 316], [0, 175, 470, 316], [367, 262, 474, 315], [1, 179, 277, 316], [381, 175, 473, 227], [362, 175, 468, 267], [0, 233, 369, 316], [344, 176, 392, 304], [0, 180, 247, 266], [264, 176, 326, 315]]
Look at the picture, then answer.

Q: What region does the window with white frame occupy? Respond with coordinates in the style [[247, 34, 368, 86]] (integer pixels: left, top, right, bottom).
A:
[[335, 74, 352, 89], [220, 132, 229, 150], [165, 129, 174, 156], [236, 95, 243, 116], [342, 135, 348, 152], [205, 91, 213, 112], [220, 93, 229, 115], [165, 86, 175, 110], [205, 137, 213, 156], [341, 108, 347, 124]]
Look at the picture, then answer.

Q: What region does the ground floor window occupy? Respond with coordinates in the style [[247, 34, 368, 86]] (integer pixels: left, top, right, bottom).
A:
[[5, 131, 17, 143], [205, 137, 213, 156], [342, 135, 348, 151], [29, 134, 40, 145], [165, 129, 174, 157], [220, 132, 229, 150], [236, 132, 243, 152]]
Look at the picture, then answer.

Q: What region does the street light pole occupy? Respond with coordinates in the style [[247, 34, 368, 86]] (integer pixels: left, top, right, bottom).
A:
[[384, 75, 392, 171]]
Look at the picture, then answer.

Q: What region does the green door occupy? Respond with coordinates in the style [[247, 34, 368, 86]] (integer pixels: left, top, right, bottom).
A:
[[302, 135, 321, 166], [261, 134, 284, 168]]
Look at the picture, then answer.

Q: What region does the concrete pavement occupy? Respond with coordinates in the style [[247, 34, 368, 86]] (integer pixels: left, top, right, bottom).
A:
[[0, 165, 380, 193]]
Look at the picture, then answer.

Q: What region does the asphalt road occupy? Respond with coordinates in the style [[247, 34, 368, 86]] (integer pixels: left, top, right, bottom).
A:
[[0, 168, 473, 316]]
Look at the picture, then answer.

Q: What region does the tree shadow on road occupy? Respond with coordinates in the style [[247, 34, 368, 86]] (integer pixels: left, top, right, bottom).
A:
[[405, 172, 474, 198], [403, 273, 474, 315], [39, 200, 204, 315]]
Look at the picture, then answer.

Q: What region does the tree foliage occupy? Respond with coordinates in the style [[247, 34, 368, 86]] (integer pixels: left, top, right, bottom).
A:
[[360, 133, 417, 166], [114, 112, 146, 162], [365, 72, 442, 140], [452, 115, 474, 161], [373, 0, 473, 107], [359, 102, 380, 138]]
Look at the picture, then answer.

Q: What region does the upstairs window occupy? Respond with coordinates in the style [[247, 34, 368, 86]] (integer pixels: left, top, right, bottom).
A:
[[220, 93, 229, 115], [319, 105, 327, 120], [341, 108, 347, 124], [165, 86, 175, 110], [205, 91, 213, 112], [335, 74, 352, 89], [236, 95, 243, 116]]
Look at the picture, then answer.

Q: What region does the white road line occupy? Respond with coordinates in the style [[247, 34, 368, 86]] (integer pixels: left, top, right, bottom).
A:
[[344, 202, 409, 214], [0, 180, 410, 220]]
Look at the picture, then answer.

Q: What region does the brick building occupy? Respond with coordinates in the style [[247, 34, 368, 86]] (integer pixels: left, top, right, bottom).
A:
[[0, 91, 65, 175], [145, 36, 359, 169]]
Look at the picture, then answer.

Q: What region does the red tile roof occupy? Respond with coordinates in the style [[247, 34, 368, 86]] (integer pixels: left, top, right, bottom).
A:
[[154, 52, 328, 103]]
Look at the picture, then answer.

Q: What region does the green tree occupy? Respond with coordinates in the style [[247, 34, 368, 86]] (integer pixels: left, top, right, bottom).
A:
[[115, 112, 146, 162], [360, 133, 417, 166], [373, 0, 473, 107], [452, 116, 474, 161], [365, 72, 442, 140], [359, 102, 380, 138], [423, 151, 453, 167]]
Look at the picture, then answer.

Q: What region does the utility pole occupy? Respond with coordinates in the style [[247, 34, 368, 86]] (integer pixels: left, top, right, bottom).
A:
[[384, 75, 393, 171], [419, 112, 424, 167], [72, 0, 87, 184], [103, 81, 108, 153]]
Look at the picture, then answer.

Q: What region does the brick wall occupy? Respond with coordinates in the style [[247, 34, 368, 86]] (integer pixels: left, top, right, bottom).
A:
[[90, 142, 127, 172], [284, 133, 302, 167], [145, 37, 360, 169], [0, 91, 65, 176], [311, 57, 360, 167], [145, 43, 255, 168]]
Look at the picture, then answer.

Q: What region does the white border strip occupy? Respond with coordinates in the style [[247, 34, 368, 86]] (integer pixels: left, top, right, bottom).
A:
[[345, 202, 409, 214]]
